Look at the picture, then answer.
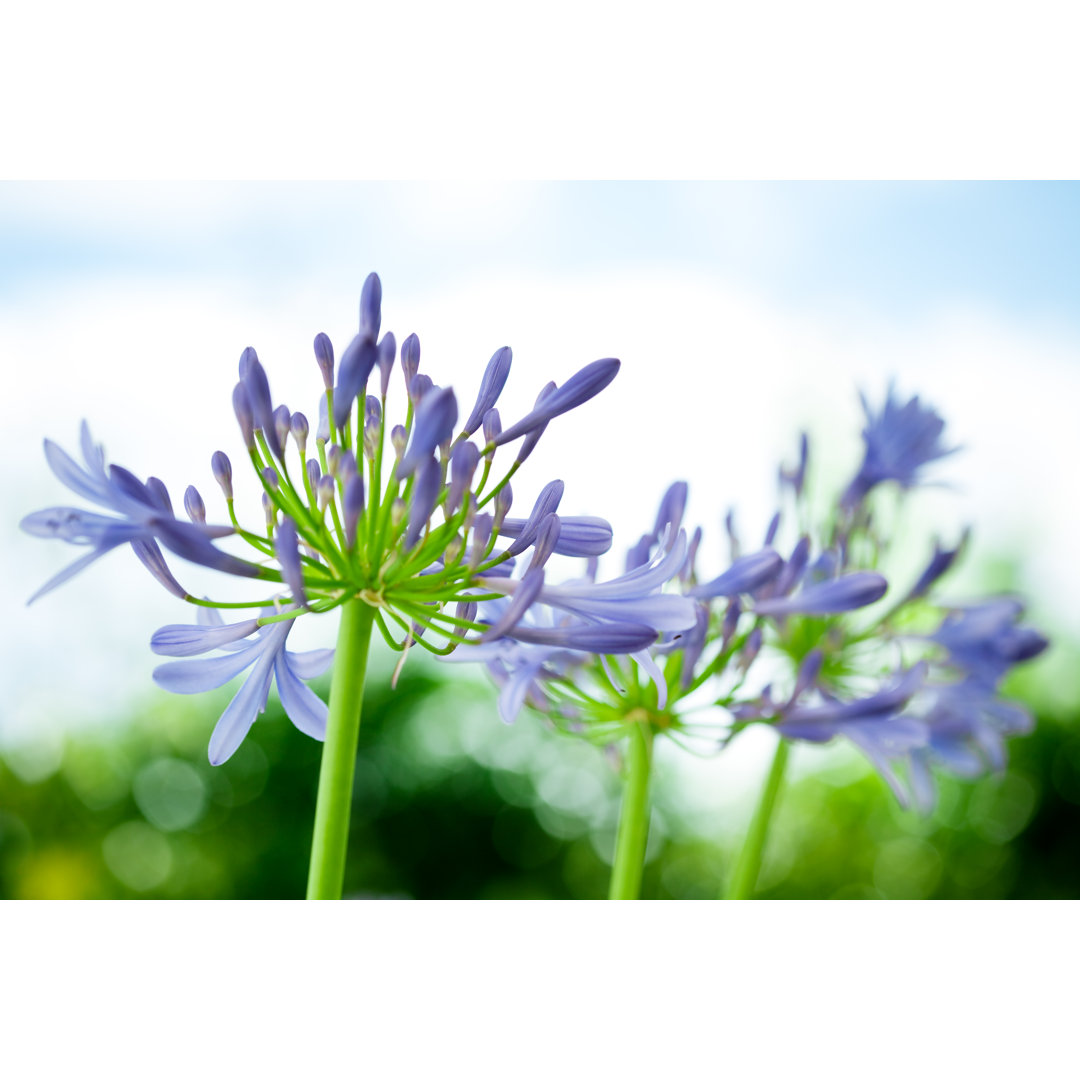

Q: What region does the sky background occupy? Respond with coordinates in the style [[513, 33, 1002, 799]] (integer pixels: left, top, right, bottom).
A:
[[3, 181, 1078, 800]]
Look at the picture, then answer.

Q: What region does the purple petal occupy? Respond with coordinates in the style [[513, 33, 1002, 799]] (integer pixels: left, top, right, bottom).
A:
[[26, 543, 120, 605], [43, 437, 109, 505], [274, 654, 328, 740], [151, 618, 260, 657], [153, 519, 259, 579], [497, 661, 543, 724], [755, 571, 888, 616], [130, 537, 188, 599], [690, 548, 783, 599], [286, 647, 336, 679], [482, 567, 546, 640], [152, 645, 261, 694], [541, 591, 697, 633], [208, 655, 276, 765]]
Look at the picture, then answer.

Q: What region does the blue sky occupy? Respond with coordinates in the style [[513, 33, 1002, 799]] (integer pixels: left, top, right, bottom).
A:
[[3, 182, 1078, 329]]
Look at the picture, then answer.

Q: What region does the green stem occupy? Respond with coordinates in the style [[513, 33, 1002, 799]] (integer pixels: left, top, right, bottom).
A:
[[306, 599, 377, 900], [608, 722, 654, 900], [726, 739, 789, 900]]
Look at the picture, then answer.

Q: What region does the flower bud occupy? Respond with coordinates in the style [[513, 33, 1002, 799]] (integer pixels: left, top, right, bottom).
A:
[[317, 395, 330, 443], [273, 405, 292, 453], [462, 493, 477, 534], [483, 408, 502, 445], [364, 415, 380, 460], [446, 440, 479, 517], [409, 373, 433, 404], [262, 467, 279, 490], [377, 332, 396, 397], [238, 346, 256, 380], [738, 626, 763, 673], [327, 444, 342, 477], [493, 358, 620, 448], [233, 382, 255, 449], [445, 536, 463, 564], [146, 477, 172, 515], [515, 381, 556, 465], [313, 332, 334, 389], [306, 458, 321, 490], [528, 513, 562, 570], [184, 485, 206, 524], [244, 354, 282, 460], [334, 334, 377, 430], [360, 272, 382, 343], [316, 474, 335, 511], [275, 518, 307, 608], [391, 424, 408, 457], [400, 386, 458, 478], [504, 480, 563, 557], [262, 491, 276, 530], [720, 598, 741, 651], [725, 508, 740, 561], [401, 332, 420, 384], [463, 346, 512, 436], [338, 449, 358, 488], [290, 411, 309, 455], [211, 451, 233, 500], [343, 473, 365, 548], [391, 498, 407, 528], [764, 511, 781, 547], [405, 457, 442, 550], [493, 484, 513, 530], [469, 514, 493, 568]]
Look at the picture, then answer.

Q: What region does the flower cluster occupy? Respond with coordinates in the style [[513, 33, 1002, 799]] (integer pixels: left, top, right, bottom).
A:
[[450, 386, 1048, 811], [22, 273, 645, 763]]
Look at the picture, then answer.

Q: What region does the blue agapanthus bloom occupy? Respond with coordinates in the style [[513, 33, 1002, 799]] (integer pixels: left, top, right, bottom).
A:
[[841, 385, 957, 509], [22, 273, 628, 764], [449, 386, 1048, 817]]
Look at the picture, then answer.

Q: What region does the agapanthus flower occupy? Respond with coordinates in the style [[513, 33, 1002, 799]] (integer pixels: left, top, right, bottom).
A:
[[23, 273, 623, 765], [841, 385, 957, 508], [450, 375, 1047, 832]]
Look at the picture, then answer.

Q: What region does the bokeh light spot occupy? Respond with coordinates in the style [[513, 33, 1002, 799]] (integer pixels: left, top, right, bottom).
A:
[[102, 821, 173, 891], [968, 773, 1037, 845], [873, 837, 943, 899], [133, 757, 208, 831]]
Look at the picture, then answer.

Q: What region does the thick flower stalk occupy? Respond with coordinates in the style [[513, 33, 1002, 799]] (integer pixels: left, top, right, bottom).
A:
[[448, 386, 1048, 899], [21, 272, 625, 899]]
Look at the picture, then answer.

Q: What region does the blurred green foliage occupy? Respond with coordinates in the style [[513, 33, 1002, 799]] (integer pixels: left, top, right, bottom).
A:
[[2, 641, 1077, 900]]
